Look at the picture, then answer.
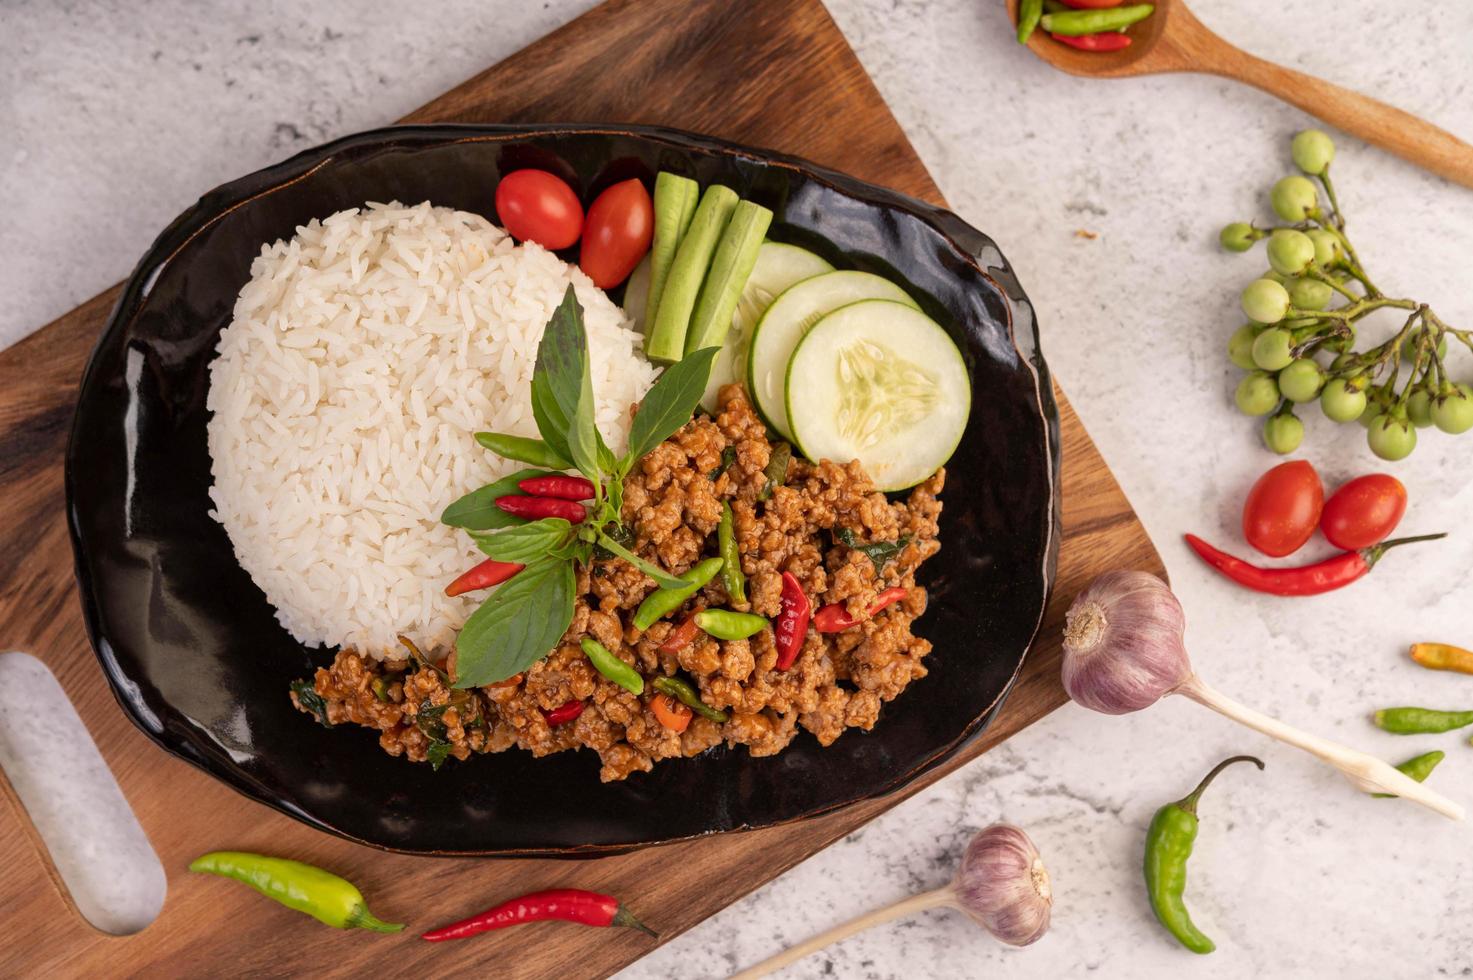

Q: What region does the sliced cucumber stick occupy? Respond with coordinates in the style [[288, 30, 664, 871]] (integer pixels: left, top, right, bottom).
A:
[[785, 300, 969, 492], [643, 173, 700, 349], [645, 184, 738, 363], [684, 201, 774, 355], [747, 271, 918, 441], [700, 242, 834, 412]]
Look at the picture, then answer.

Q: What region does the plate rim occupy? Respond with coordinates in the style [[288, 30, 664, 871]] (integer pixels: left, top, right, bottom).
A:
[[65, 122, 1061, 857]]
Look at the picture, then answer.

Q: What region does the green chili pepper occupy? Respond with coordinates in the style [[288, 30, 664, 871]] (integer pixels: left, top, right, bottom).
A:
[[1373, 706, 1473, 734], [652, 675, 727, 723], [580, 637, 644, 695], [1144, 755, 1264, 955], [1041, 3, 1153, 35], [632, 556, 724, 630], [370, 677, 392, 703], [694, 608, 767, 641], [474, 431, 573, 470], [188, 851, 403, 932], [1372, 750, 1445, 798], [718, 502, 746, 604], [1016, 0, 1043, 43], [758, 442, 791, 502]]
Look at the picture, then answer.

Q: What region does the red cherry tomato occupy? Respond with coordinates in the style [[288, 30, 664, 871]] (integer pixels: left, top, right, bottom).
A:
[[494, 170, 583, 250], [579, 178, 654, 288], [1058, 0, 1126, 7], [1242, 460, 1323, 558], [1320, 474, 1407, 550]]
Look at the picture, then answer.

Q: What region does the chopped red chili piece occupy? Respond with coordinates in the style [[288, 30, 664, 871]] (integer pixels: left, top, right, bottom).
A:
[[541, 699, 586, 727], [774, 571, 811, 671], [658, 614, 702, 654], [1051, 30, 1132, 50], [813, 586, 909, 633]]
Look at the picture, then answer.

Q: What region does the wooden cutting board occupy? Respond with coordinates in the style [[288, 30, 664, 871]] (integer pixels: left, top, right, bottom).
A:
[[0, 0, 1164, 975]]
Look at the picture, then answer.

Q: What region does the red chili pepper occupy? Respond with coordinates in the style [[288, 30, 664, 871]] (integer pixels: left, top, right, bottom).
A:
[[1184, 532, 1446, 597], [1058, 0, 1125, 8], [774, 571, 811, 671], [422, 888, 655, 941], [518, 474, 596, 500], [495, 495, 587, 523], [541, 699, 586, 727], [658, 614, 702, 654], [813, 586, 909, 633], [444, 558, 524, 597], [1051, 31, 1132, 50]]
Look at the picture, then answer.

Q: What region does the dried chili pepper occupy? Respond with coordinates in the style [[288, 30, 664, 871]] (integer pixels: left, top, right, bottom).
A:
[[518, 474, 596, 500], [189, 851, 403, 932], [1144, 755, 1263, 954], [813, 587, 909, 634], [774, 571, 811, 671], [1051, 30, 1131, 50], [444, 557, 525, 597], [1410, 642, 1473, 675], [542, 699, 586, 727], [495, 495, 587, 523], [1183, 532, 1445, 596], [422, 888, 655, 941], [658, 615, 702, 654]]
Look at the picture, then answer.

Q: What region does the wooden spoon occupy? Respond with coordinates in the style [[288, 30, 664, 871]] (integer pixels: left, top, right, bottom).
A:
[[1006, 0, 1473, 189]]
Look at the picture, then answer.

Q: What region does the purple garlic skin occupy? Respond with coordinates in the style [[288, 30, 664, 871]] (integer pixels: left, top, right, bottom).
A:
[[1061, 569, 1191, 715], [953, 823, 1052, 947]]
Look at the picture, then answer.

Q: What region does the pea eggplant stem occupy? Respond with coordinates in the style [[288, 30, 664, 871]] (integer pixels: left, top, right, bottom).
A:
[[1176, 675, 1464, 820], [728, 887, 954, 980]]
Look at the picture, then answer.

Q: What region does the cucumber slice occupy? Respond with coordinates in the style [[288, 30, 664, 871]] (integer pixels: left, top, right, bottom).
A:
[[685, 200, 774, 354], [699, 242, 833, 412], [785, 300, 969, 492], [645, 184, 738, 363], [747, 271, 918, 441], [644, 173, 699, 334]]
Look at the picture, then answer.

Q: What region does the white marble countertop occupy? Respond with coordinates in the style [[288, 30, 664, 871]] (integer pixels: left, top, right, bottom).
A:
[[5, 0, 1473, 975]]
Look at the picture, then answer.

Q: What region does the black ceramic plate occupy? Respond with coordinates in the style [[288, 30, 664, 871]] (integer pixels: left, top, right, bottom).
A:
[[67, 124, 1059, 856]]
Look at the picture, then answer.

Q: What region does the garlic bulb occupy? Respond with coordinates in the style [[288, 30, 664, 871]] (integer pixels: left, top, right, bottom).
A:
[[1061, 569, 1465, 820], [728, 822, 1052, 978], [1063, 569, 1191, 714], [953, 822, 1052, 946]]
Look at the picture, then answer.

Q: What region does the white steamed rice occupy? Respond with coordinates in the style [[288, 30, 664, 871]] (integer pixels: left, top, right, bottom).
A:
[[205, 200, 657, 656]]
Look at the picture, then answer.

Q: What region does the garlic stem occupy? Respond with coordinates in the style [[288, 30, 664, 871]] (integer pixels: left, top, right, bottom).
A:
[[1177, 674, 1465, 821], [728, 886, 955, 980]]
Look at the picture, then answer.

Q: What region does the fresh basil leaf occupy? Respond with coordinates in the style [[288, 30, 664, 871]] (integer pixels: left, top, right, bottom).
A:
[[416, 700, 449, 741], [453, 559, 575, 688], [594, 529, 686, 589], [759, 441, 792, 501], [290, 680, 333, 728], [835, 527, 912, 575], [440, 468, 557, 530], [426, 740, 451, 771], [531, 374, 573, 464], [624, 346, 719, 467], [470, 518, 573, 563], [535, 285, 602, 480]]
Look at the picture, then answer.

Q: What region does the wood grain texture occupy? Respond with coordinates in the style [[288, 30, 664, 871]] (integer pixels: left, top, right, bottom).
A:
[[1005, 0, 1473, 189], [0, 0, 1162, 976]]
